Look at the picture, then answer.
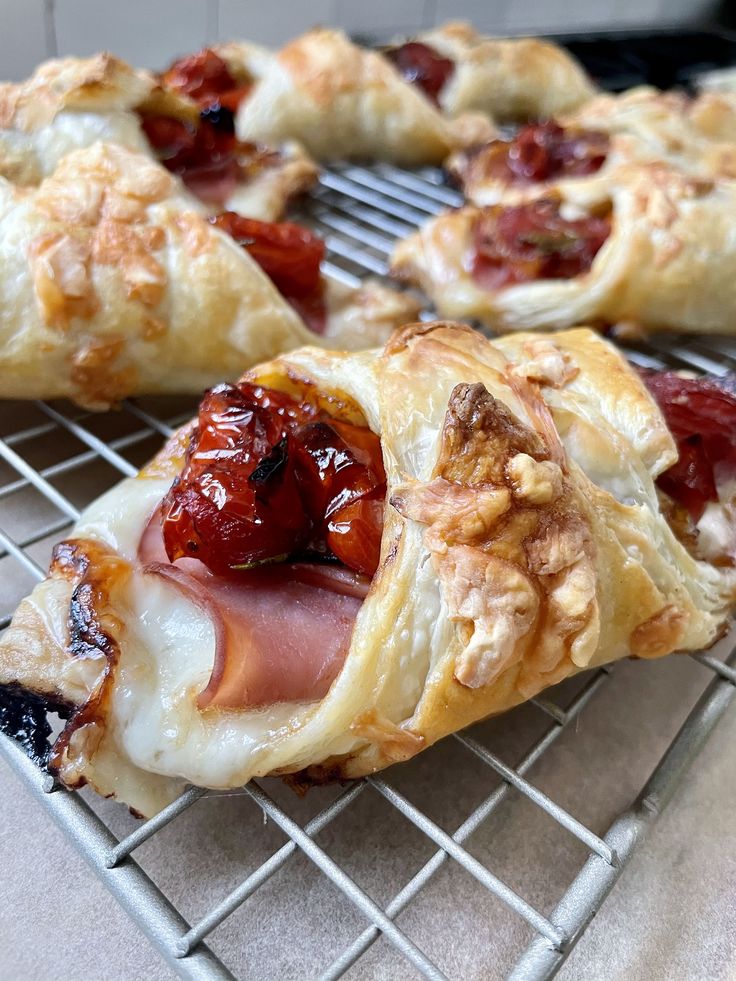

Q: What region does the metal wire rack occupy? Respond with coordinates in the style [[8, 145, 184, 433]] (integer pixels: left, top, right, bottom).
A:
[[1, 163, 736, 981]]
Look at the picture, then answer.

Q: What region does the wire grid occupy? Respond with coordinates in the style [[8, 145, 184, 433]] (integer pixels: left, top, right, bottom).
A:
[[0, 164, 735, 981]]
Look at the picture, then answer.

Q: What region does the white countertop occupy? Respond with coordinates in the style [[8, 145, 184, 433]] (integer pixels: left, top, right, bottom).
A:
[[1, 650, 735, 981]]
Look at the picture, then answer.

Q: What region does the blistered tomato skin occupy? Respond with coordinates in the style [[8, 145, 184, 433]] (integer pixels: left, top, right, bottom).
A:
[[161, 384, 386, 577], [160, 49, 249, 110], [642, 371, 736, 522], [384, 41, 454, 106], [472, 199, 611, 290], [470, 122, 609, 185], [209, 213, 328, 332]]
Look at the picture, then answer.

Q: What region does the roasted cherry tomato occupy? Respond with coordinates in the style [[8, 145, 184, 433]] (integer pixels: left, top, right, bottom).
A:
[[472, 199, 611, 290], [160, 49, 248, 110], [384, 41, 454, 106], [140, 50, 260, 208], [467, 122, 609, 185], [161, 384, 318, 572], [139, 115, 196, 159], [327, 492, 385, 577], [642, 371, 736, 521], [161, 383, 386, 576], [210, 213, 328, 332]]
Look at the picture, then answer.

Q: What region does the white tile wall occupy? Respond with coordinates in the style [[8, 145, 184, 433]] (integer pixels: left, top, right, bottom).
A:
[[54, 0, 210, 68], [505, 0, 608, 33], [219, 0, 337, 46], [433, 0, 508, 34], [0, 0, 48, 80], [0, 0, 718, 82], [334, 0, 429, 37]]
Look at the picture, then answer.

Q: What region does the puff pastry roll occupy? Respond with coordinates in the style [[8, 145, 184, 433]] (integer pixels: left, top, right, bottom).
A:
[[449, 120, 736, 209], [385, 21, 596, 122], [448, 85, 736, 208], [0, 142, 419, 407], [0, 51, 317, 221], [234, 28, 494, 165], [567, 86, 736, 174], [391, 164, 736, 335], [1, 322, 734, 816]]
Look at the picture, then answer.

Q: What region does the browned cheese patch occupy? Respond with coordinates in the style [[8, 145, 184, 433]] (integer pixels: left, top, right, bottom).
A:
[[391, 380, 599, 695], [630, 603, 689, 659]]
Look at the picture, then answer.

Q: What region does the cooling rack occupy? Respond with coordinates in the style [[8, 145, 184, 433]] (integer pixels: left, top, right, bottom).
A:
[[1, 163, 736, 981]]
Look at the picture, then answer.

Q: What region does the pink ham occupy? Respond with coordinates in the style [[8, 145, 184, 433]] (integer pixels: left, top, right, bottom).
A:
[[140, 514, 368, 710]]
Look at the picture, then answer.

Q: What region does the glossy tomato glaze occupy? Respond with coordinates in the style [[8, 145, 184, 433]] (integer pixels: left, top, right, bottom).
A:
[[210, 213, 328, 333], [161, 383, 386, 578], [140, 49, 272, 208], [472, 199, 612, 290], [642, 371, 736, 523], [466, 122, 609, 185], [384, 41, 454, 106]]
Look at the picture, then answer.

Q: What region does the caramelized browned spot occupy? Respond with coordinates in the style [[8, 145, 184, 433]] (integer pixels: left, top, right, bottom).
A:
[[29, 233, 98, 329], [47, 540, 130, 785], [630, 604, 689, 659], [70, 337, 139, 408], [349, 708, 425, 763], [91, 221, 166, 306], [439, 381, 546, 485], [392, 381, 598, 693]]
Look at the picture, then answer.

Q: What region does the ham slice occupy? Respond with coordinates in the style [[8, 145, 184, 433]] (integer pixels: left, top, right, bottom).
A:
[[139, 514, 367, 710]]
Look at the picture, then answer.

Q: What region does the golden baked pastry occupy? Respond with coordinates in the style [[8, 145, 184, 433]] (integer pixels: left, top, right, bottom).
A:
[[452, 104, 736, 206], [391, 164, 736, 334], [0, 142, 420, 408], [0, 51, 318, 220], [235, 28, 495, 165], [688, 90, 736, 144], [388, 21, 596, 121], [568, 86, 736, 172], [1, 322, 733, 816], [449, 85, 736, 208]]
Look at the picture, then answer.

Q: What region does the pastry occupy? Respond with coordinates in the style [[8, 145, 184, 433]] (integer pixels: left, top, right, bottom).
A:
[[385, 21, 595, 121], [1, 321, 734, 816], [688, 90, 736, 144], [0, 50, 318, 220], [235, 28, 495, 165], [391, 164, 736, 334], [0, 142, 420, 407], [448, 86, 736, 207], [568, 86, 736, 175]]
